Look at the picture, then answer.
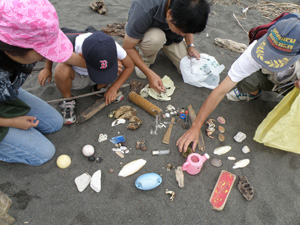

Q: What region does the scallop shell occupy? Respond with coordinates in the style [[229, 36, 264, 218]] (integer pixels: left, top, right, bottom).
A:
[[218, 125, 225, 133], [233, 159, 250, 169], [242, 145, 250, 154], [217, 116, 226, 124], [211, 158, 222, 167], [214, 145, 232, 155], [218, 133, 225, 142]]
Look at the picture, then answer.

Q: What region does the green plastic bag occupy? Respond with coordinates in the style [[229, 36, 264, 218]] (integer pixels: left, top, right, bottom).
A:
[[254, 88, 300, 154]]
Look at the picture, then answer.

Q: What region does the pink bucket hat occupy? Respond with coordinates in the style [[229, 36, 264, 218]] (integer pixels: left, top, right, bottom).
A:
[[0, 0, 73, 63]]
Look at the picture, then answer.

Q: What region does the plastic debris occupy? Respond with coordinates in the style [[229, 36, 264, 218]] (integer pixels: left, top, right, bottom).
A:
[[233, 159, 250, 169], [90, 170, 102, 193], [152, 149, 170, 155], [110, 135, 125, 144], [175, 166, 184, 188], [118, 159, 147, 177], [165, 189, 175, 201], [135, 173, 162, 191], [214, 146, 232, 155], [234, 132, 246, 143], [75, 173, 91, 192], [242, 145, 250, 154], [82, 144, 95, 157], [98, 133, 108, 142]]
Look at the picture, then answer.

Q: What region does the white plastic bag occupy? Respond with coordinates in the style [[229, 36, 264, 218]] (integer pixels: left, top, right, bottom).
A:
[[180, 54, 225, 89]]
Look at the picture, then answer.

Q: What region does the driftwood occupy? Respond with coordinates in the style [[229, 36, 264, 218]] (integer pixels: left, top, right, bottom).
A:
[[0, 192, 15, 225], [89, 0, 107, 15], [76, 91, 122, 123], [214, 38, 247, 54], [101, 22, 126, 38]]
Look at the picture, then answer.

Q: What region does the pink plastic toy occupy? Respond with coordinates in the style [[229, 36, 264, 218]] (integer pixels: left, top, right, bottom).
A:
[[182, 153, 210, 175]]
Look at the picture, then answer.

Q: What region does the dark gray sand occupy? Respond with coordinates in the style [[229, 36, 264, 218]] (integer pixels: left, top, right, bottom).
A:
[[1, 0, 300, 224]]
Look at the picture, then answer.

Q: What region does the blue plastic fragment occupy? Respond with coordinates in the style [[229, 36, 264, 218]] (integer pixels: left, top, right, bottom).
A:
[[135, 173, 162, 191], [110, 135, 125, 144]]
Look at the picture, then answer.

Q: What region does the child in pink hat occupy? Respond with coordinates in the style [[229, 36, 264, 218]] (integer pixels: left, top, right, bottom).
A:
[[0, 0, 77, 165]]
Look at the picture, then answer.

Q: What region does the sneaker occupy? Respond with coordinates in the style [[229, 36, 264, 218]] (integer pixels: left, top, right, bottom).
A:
[[59, 99, 76, 125], [92, 85, 107, 98], [226, 88, 261, 102], [135, 66, 147, 79]]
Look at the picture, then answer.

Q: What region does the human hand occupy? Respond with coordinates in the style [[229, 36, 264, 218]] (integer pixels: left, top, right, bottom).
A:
[[188, 47, 200, 60], [38, 68, 52, 86], [148, 72, 165, 93], [176, 126, 200, 152], [104, 87, 117, 105], [11, 116, 39, 130]]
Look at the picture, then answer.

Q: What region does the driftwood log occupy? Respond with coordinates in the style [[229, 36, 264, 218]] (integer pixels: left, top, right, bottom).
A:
[[188, 104, 205, 151], [76, 91, 122, 123], [214, 38, 248, 54]]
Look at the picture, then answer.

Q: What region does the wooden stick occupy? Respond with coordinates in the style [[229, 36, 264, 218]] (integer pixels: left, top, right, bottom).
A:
[[46, 83, 129, 103], [233, 13, 248, 34], [162, 117, 175, 145], [128, 91, 162, 117], [76, 91, 122, 123], [188, 104, 205, 151]]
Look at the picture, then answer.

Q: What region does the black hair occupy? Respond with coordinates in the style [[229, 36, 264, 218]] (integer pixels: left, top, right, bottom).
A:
[[0, 40, 33, 75], [170, 0, 210, 34]]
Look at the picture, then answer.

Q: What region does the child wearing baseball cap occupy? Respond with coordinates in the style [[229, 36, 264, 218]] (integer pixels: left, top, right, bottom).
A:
[[39, 31, 134, 124], [0, 0, 81, 165]]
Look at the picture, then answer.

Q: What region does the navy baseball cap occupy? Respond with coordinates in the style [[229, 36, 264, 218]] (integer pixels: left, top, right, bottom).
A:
[[82, 32, 117, 84], [252, 13, 300, 72]]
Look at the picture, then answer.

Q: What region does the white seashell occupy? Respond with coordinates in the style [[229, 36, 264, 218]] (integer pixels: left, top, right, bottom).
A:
[[98, 133, 108, 142], [227, 156, 236, 160], [118, 159, 147, 177], [234, 132, 246, 143], [233, 159, 250, 169], [165, 113, 170, 118], [214, 146, 232, 155], [111, 118, 126, 126], [242, 145, 250, 154]]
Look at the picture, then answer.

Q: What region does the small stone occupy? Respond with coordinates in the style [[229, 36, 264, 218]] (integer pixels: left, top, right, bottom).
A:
[[234, 132, 246, 143], [140, 144, 147, 151], [109, 169, 114, 173], [242, 145, 250, 154], [96, 157, 103, 163], [217, 116, 226, 124], [211, 158, 222, 167], [88, 156, 96, 162], [218, 125, 225, 133]]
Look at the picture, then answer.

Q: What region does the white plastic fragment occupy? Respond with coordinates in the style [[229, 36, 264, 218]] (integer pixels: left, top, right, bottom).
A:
[[233, 159, 250, 169], [228, 156, 236, 160], [75, 173, 91, 192], [242, 145, 250, 154], [90, 170, 101, 193], [118, 159, 147, 177], [214, 146, 232, 155], [234, 132, 246, 142], [98, 133, 108, 142], [111, 118, 126, 126]]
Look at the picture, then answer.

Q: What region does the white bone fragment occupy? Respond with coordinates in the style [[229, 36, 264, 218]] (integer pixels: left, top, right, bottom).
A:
[[111, 119, 126, 126], [214, 146, 232, 155], [75, 173, 91, 192], [242, 145, 250, 154], [118, 159, 147, 177], [234, 132, 246, 143], [98, 133, 108, 142], [90, 170, 101, 193], [233, 159, 250, 169]]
